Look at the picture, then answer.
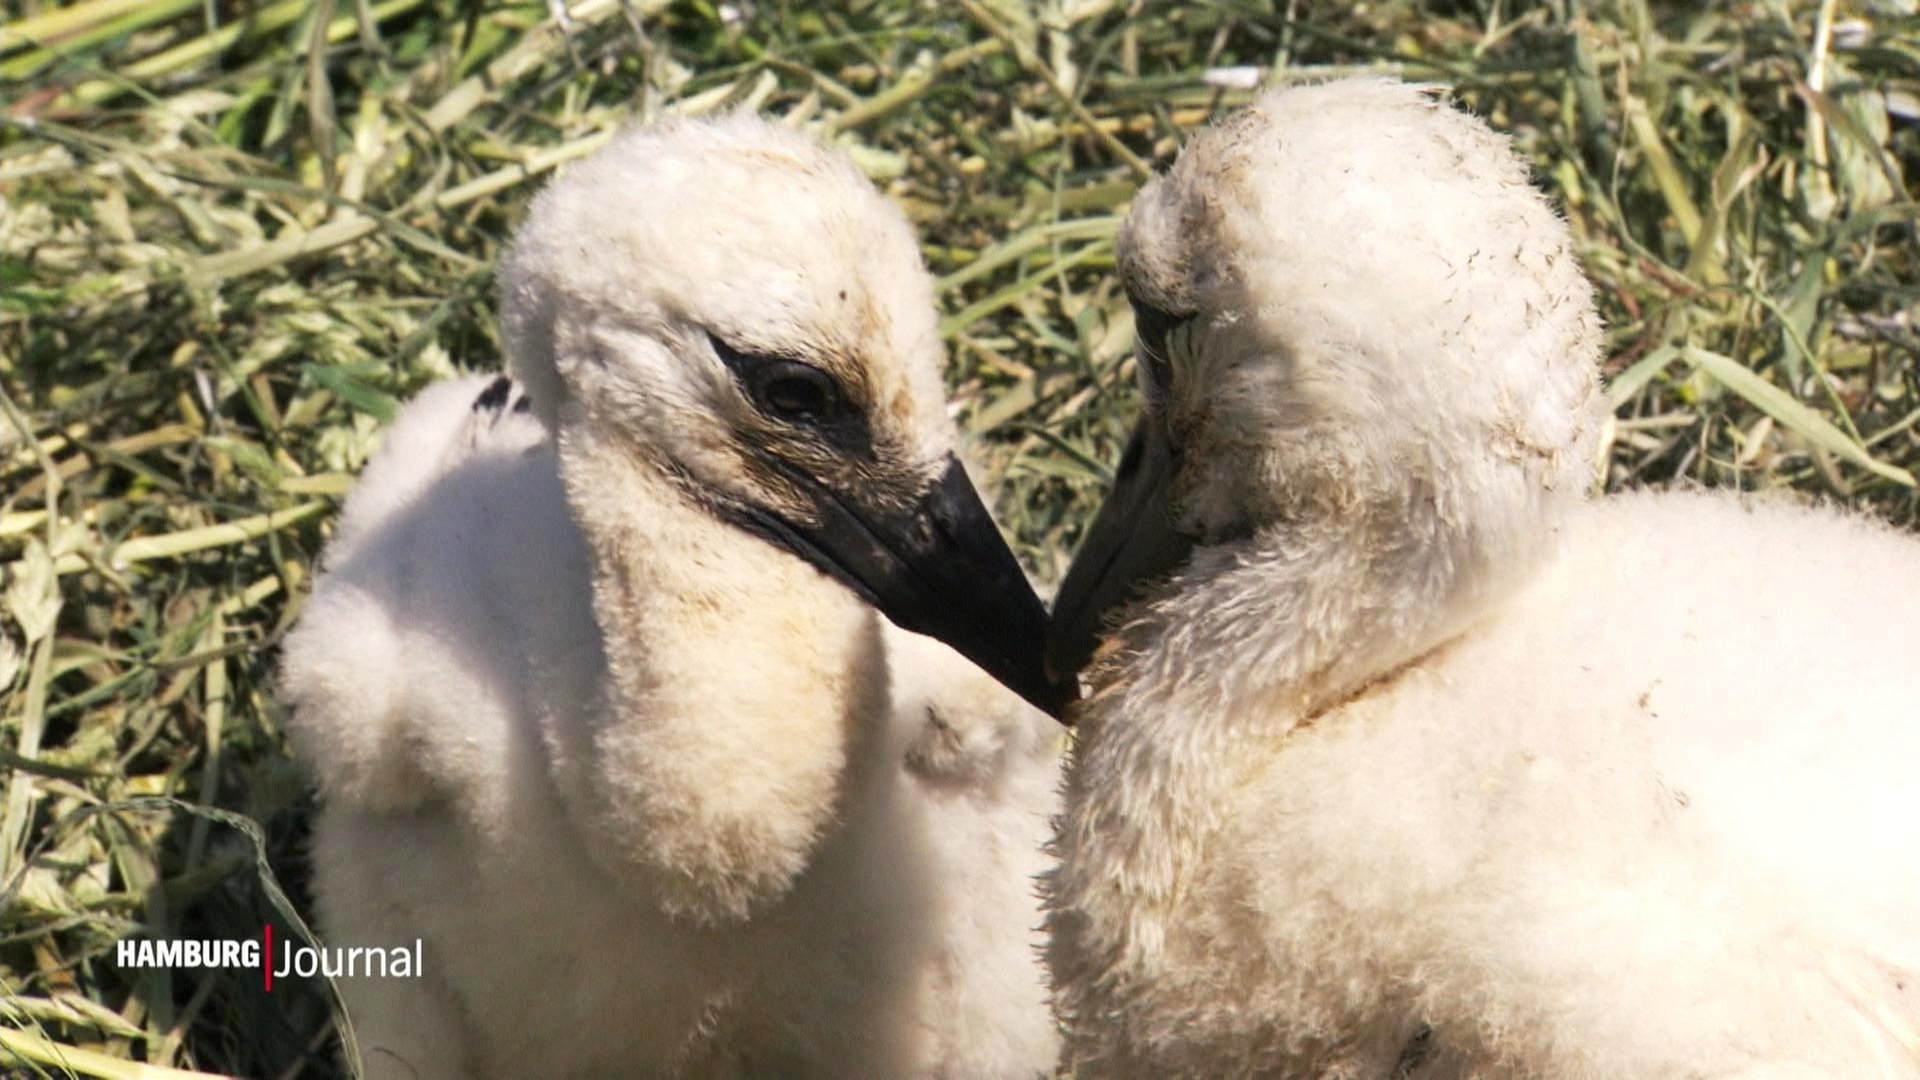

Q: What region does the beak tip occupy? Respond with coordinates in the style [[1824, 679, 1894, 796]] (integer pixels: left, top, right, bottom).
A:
[[1004, 646, 1080, 724], [1043, 628, 1096, 693], [1034, 677, 1081, 725]]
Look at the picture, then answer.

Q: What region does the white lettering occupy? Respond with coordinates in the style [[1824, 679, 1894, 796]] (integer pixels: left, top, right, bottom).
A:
[[117, 936, 422, 976], [393, 939, 420, 978]]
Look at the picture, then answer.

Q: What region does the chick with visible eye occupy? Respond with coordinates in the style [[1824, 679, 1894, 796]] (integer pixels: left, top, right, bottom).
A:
[[279, 112, 1068, 1079], [1045, 78, 1920, 1080]]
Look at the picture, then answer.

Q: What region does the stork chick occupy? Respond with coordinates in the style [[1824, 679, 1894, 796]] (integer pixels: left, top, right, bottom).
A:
[[1045, 78, 1920, 1079], [280, 113, 1070, 1078]]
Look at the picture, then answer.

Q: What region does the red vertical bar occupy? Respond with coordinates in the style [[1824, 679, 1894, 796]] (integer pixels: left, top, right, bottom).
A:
[[264, 923, 273, 992]]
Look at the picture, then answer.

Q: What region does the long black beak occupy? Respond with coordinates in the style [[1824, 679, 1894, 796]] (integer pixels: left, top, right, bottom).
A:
[[1045, 416, 1196, 683], [735, 454, 1077, 721]]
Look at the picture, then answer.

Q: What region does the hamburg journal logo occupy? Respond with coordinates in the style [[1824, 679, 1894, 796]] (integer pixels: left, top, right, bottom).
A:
[[116, 925, 422, 991]]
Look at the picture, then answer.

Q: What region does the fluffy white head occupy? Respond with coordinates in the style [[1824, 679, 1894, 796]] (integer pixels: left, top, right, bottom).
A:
[[500, 112, 955, 512], [1121, 78, 1603, 548], [496, 115, 967, 924], [487, 113, 1067, 926], [1050, 78, 1610, 711]]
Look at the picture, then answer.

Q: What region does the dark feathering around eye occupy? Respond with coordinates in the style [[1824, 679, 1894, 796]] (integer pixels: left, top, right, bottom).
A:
[[1129, 295, 1192, 395], [709, 332, 871, 453]]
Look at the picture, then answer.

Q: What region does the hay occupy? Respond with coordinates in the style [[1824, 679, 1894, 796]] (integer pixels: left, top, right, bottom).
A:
[[1, 0, 1914, 1074]]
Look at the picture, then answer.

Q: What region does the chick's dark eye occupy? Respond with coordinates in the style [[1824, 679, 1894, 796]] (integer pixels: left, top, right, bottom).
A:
[[754, 361, 839, 423], [710, 333, 846, 426]]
